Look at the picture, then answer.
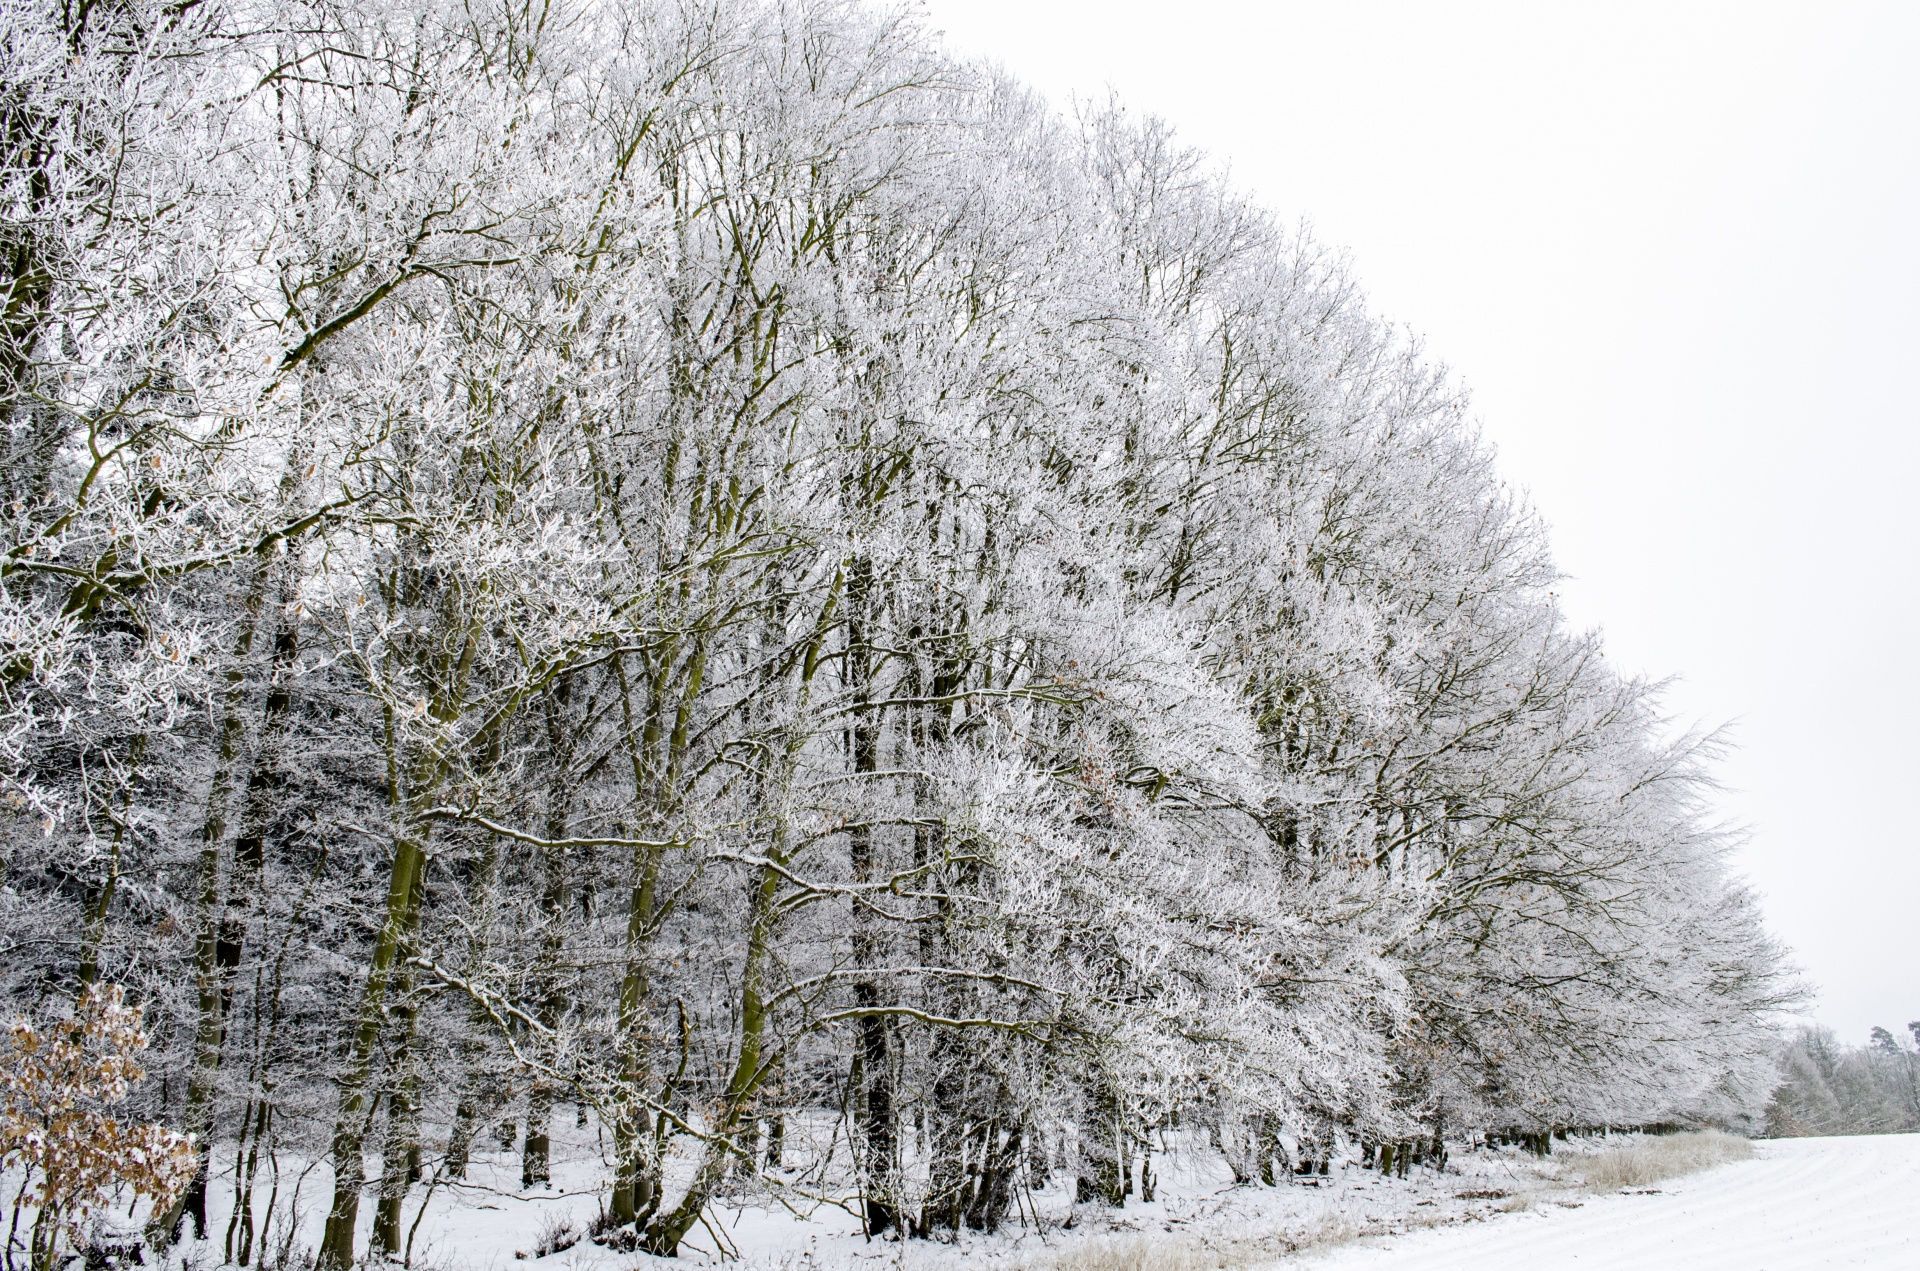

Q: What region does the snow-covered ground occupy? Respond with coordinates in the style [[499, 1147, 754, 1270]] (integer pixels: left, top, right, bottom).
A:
[[166, 1120, 1592, 1270], [1317, 1133, 1920, 1271], [156, 1131, 1919, 1270]]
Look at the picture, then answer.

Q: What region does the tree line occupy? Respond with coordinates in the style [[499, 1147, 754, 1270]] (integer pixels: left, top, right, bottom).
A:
[[1768, 1025, 1920, 1138], [0, 0, 1797, 1261]]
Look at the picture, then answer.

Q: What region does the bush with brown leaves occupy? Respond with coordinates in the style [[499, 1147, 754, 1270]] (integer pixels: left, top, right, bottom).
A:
[[2, 986, 196, 1271]]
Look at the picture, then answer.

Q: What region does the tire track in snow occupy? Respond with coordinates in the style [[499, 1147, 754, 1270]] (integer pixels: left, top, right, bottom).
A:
[[1315, 1134, 1920, 1270]]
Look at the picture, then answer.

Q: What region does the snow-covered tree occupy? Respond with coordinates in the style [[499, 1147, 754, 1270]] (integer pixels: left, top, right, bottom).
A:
[[0, 0, 1799, 1261]]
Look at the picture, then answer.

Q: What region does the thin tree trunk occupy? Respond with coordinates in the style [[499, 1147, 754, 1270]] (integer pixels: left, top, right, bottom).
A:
[[317, 817, 430, 1270], [844, 556, 896, 1234], [372, 885, 425, 1261], [609, 639, 703, 1226], [444, 837, 503, 1182], [523, 694, 575, 1192], [177, 588, 292, 1240], [76, 735, 144, 992], [642, 857, 781, 1256], [914, 610, 970, 1234]]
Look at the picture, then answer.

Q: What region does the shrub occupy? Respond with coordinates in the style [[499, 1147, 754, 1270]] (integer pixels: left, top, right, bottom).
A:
[[1, 986, 196, 1271], [530, 1212, 579, 1258], [586, 1206, 638, 1253]]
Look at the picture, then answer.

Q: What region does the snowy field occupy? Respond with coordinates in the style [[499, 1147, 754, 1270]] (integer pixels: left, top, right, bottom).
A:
[[1319, 1134, 1920, 1271]]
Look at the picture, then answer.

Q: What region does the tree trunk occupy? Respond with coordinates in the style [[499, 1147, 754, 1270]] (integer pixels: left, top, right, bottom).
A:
[[1076, 1079, 1126, 1208], [608, 636, 704, 1227], [76, 735, 144, 993], [522, 747, 572, 1193], [317, 820, 430, 1271], [371, 941, 423, 1259], [845, 555, 896, 1234], [443, 835, 503, 1181], [522, 1087, 552, 1191], [177, 604, 295, 1241], [641, 858, 781, 1256]]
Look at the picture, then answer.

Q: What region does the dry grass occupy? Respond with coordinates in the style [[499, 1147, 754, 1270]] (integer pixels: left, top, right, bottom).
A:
[[1577, 1130, 1754, 1192], [1041, 1215, 1360, 1271], [1050, 1238, 1252, 1271]]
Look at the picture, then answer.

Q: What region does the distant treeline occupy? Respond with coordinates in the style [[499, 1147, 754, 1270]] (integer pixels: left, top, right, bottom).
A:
[[1767, 1024, 1920, 1137]]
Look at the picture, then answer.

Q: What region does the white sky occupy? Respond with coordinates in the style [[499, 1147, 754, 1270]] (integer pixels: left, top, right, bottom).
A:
[[921, 0, 1919, 1047]]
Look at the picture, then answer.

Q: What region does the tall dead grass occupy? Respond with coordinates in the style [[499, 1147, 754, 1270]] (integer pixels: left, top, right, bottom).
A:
[[1039, 1214, 1362, 1271], [1578, 1130, 1754, 1191]]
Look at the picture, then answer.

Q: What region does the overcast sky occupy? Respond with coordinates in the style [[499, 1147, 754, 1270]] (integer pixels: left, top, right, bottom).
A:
[[921, 0, 1919, 1046]]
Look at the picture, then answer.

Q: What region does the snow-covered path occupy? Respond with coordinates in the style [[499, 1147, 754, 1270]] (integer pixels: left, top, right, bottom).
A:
[[1316, 1134, 1920, 1270]]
